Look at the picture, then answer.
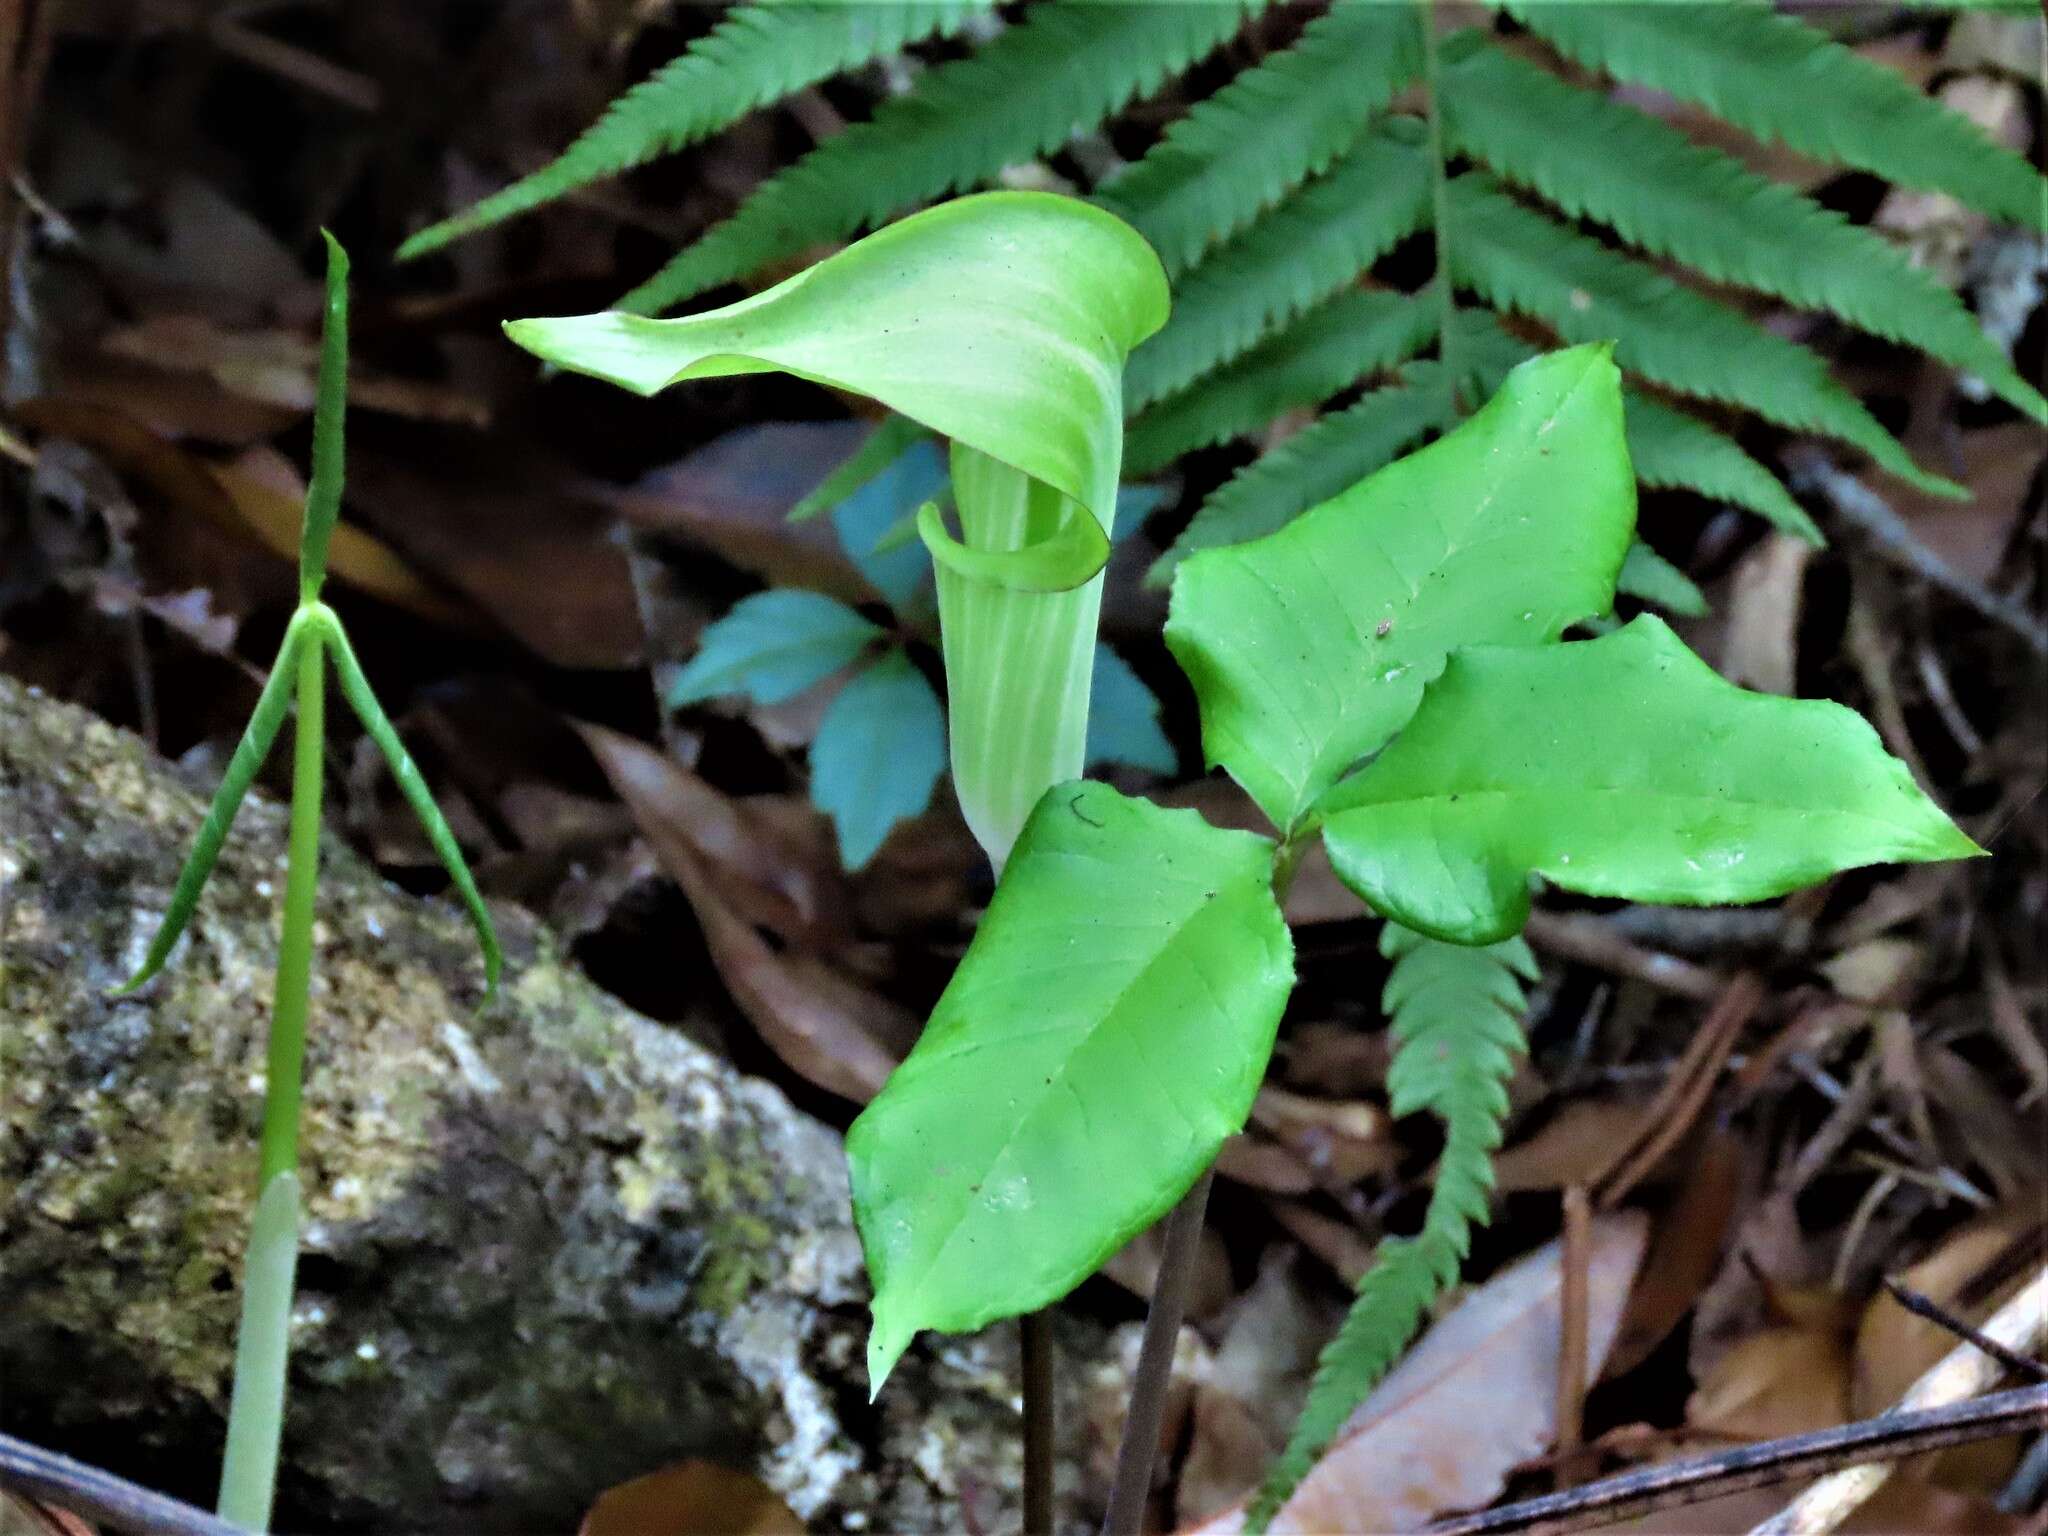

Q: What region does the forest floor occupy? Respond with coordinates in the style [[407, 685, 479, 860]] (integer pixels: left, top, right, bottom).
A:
[[2, 4, 2044, 1534]]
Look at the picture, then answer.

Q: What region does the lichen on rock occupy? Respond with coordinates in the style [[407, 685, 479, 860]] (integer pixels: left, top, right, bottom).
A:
[[0, 674, 1088, 1531]]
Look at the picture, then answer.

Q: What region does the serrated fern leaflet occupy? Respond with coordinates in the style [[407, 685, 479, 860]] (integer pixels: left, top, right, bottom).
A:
[[619, 0, 1264, 315], [399, 2, 992, 259], [1246, 924, 1534, 1531], [1095, 0, 1420, 277]]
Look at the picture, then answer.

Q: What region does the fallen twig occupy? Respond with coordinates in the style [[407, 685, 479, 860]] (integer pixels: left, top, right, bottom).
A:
[[1881, 1276, 2048, 1384], [1786, 446, 2048, 656], [1423, 1383, 2048, 1536], [1749, 1262, 2048, 1534], [1523, 911, 1725, 1001], [1592, 972, 1764, 1208], [0, 1432, 244, 1536]]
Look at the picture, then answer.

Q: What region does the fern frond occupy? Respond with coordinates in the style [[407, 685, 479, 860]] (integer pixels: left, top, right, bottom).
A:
[[1623, 392, 1822, 544], [1619, 540, 1710, 618], [1439, 38, 2048, 423], [1501, 0, 2048, 232], [617, 0, 1265, 314], [1125, 126, 1433, 412], [1447, 308, 1822, 542], [1124, 287, 1434, 477], [1247, 924, 1534, 1531], [1095, 0, 1421, 277], [398, 2, 992, 260], [1148, 363, 1456, 585], [1446, 174, 1964, 501]]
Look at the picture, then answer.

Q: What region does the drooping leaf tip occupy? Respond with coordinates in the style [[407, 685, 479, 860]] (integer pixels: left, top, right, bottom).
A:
[[500, 314, 674, 397], [865, 1315, 912, 1401]]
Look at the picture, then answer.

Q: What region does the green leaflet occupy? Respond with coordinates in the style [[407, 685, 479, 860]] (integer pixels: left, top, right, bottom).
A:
[[300, 232, 350, 598], [810, 649, 947, 870], [619, 0, 1262, 314], [1124, 287, 1438, 478], [847, 780, 1293, 1391], [1318, 615, 1983, 946], [1248, 926, 1532, 1529], [1456, 309, 1821, 543], [1439, 37, 2047, 424], [1503, 0, 2048, 232], [398, 2, 993, 259], [1166, 345, 1635, 833], [1148, 364, 1458, 585], [318, 609, 502, 993], [1446, 174, 1962, 501], [114, 609, 312, 994], [1124, 125, 1435, 412], [666, 589, 883, 708], [1096, 0, 1422, 277]]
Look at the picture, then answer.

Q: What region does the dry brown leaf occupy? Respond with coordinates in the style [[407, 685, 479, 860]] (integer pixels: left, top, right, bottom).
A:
[[1101, 1219, 1233, 1318], [207, 446, 473, 626], [577, 1459, 803, 1536], [346, 439, 642, 670], [1190, 1212, 1649, 1533], [580, 723, 911, 1101], [1494, 1100, 1658, 1195], [1720, 532, 1813, 696], [1889, 423, 2047, 588], [1686, 1299, 1854, 1443], [1213, 1133, 1318, 1196], [1249, 1086, 1396, 1187], [1620, 1470, 2021, 1535], [597, 421, 883, 605], [1819, 937, 1924, 1005], [1917, 1044, 2043, 1203], [1605, 1130, 1742, 1378], [1267, 1200, 1378, 1286]]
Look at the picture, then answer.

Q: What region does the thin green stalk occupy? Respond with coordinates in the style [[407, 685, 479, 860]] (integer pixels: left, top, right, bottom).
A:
[[217, 630, 324, 1531], [1416, 0, 1462, 411]]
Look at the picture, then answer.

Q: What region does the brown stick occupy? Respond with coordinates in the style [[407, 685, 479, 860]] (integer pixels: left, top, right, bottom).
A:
[[1880, 1278, 2048, 1384], [1423, 1383, 2048, 1536], [1101, 1167, 1216, 1536], [1022, 1308, 1056, 1535], [1555, 1186, 1594, 1490], [0, 1432, 244, 1536], [1592, 972, 1764, 1208]]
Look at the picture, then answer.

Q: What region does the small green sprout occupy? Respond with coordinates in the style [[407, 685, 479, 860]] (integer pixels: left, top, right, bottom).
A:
[[114, 233, 499, 1533]]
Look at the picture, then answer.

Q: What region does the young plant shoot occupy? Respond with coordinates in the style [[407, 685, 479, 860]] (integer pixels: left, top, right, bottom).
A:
[[116, 235, 500, 1533], [508, 197, 1979, 1529]]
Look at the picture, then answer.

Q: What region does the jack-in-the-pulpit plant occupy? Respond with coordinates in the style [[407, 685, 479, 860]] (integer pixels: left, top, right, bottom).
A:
[[117, 235, 500, 1534], [506, 191, 1167, 871], [508, 196, 1980, 1528]]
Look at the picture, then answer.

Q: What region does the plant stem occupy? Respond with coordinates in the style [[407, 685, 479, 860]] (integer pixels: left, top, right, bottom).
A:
[[1023, 1309, 1056, 1535], [217, 629, 325, 1531], [1100, 1166, 1216, 1536], [1415, 0, 1462, 410], [1097, 835, 1308, 1533]]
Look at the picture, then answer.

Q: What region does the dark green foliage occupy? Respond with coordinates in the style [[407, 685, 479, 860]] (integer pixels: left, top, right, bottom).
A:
[[1247, 925, 1533, 1527], [409, 0, 2045, 554]]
